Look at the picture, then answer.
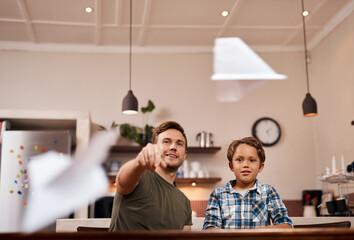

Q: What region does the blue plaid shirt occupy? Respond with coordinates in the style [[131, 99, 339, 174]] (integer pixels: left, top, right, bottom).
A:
[[203, 179, 293, 229]]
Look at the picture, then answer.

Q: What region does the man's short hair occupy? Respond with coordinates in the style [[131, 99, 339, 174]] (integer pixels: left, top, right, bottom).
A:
[[227, 137, 265, 166], [152, 121, 187, 150]]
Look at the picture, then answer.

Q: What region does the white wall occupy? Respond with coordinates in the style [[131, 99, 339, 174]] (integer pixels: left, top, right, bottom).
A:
[[0, 12, 352, 201], [311, 11, 354, 183]]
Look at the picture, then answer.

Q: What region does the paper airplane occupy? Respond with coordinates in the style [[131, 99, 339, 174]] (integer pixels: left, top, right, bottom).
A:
[[211, 37, 287, 102], [21, 130, 117, 232]]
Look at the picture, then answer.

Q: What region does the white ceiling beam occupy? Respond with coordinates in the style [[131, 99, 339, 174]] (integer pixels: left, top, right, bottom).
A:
[[94, 0, 102, 46], [116, 0, 124, 27], [17, 0, 38, 43], [216, 0, 243, 38], [308, 0, 354, 50], [137, 0, 153, 46], [282, 0, 327, 49]]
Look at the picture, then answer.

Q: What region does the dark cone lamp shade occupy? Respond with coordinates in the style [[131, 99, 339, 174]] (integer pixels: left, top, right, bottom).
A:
[[302, 93, 317, 117], [122, 90, 138, 115]]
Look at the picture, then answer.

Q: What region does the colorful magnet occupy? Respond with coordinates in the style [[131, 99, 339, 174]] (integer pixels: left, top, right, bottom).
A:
[[24, 201, 27, 206], [17, 191, 22, 195], [10, 190, 14, 194], [17, 174, 20, 178], [34, 145, 38, 150], [54, 140, 58, 144], [19, 160, 22, 165], [24, 169, 27, 174], [20, 170, 24, 174], [10, 149, 14, 153], [41, 147, 45, 152], [14, 180, 18, 184], [20, 145, 24, 150], [17, 154, 21, 158]]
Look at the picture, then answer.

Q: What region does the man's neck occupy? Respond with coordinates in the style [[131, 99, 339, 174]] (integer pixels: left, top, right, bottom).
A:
[[156, 167, 177, 185]]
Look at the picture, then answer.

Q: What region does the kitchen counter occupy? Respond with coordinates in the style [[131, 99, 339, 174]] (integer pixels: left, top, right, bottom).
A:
[[2, 228, 354, 240], [56, 217, 354, 232]]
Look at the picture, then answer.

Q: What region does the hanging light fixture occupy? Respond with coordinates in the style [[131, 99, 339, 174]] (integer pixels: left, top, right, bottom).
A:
[[122, 0, 138, 115], [301, 0, 317, 117]]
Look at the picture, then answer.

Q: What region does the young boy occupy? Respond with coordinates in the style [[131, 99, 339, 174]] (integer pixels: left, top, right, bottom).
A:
[[203, 137, 292, 229]]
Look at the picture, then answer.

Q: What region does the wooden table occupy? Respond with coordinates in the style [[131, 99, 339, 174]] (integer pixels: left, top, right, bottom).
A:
[[1, 229, 354, 240]]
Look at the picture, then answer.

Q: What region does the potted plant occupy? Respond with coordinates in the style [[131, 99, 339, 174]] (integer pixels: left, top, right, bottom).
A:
[[120, 100, 155, 146]]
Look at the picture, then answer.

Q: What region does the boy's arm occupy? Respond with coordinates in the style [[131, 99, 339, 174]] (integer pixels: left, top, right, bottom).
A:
[[203, 190, 223, 230], [204, 226, 222, 230], [267, 186, 293, 228], [258, 223, 292, 229], [183, 225, 191, 230], [116, 143, 167, 195]]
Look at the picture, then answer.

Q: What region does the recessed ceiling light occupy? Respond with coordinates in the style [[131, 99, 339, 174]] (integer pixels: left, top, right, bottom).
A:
[[302, 10, 309, 16], [221, 10, 229, 17], [85, 7, 93, 13]]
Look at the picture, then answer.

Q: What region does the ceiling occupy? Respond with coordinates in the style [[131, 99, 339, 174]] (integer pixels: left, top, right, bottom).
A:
[[0, 0, 353, 53]]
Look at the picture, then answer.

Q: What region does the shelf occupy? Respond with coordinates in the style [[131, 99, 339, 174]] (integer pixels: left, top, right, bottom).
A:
[[107, 176, 221, 185], [110, 145, 221, 154], [175, 177, 222, 185], [318, 173, 354, 184]]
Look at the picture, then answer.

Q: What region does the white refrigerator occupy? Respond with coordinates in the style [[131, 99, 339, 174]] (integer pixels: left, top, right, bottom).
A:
[[0, 130, 71, 232]]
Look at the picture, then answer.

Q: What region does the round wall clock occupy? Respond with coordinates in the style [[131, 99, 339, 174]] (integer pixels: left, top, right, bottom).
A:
[[252, 117, 281, 147]]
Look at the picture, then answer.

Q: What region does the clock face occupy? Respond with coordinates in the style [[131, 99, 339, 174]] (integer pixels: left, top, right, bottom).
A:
[[252, 117, 281, 147]]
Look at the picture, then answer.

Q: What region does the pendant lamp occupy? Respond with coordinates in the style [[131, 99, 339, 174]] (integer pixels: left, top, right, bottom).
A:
[[301, 0, 317, 117], [122, 0, 138, 115]]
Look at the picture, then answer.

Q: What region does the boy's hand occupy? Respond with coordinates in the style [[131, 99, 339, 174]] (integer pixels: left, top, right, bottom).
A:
[[136, 143, 167, 172]]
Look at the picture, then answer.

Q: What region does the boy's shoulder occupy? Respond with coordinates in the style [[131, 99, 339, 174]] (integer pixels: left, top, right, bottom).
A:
[[256, 181, 281, 197], [211, 180, 234, 194]]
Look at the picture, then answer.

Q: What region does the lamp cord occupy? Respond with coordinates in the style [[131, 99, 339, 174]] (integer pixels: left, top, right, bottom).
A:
[[129, 0, 132, 90], [301, 0, 310, 93]]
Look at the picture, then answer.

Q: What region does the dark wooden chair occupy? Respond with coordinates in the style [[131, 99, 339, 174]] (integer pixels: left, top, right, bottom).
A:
[[294, 221, 351, 228], [77, 226, 109, 232]]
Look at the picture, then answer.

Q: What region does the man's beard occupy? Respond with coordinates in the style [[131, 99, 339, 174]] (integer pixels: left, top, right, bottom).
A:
[[161, 157, 183, 173]]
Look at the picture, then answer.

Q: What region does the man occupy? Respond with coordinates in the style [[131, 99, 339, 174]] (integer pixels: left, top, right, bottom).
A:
[[109, 121, 192, 231]]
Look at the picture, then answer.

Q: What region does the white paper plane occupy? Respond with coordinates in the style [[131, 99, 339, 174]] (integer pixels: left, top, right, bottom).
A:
[[211, 37, 287, 102], [21, 130, 117, 232]]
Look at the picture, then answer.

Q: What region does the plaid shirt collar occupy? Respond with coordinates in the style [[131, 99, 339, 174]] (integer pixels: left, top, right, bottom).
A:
[[222, 179, 261, 195]]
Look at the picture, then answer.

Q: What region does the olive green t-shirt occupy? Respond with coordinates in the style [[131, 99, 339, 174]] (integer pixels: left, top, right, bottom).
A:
[[109, 171, 192, 231]]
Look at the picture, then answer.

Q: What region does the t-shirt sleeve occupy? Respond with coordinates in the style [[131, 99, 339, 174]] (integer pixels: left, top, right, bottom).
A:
[[185, 200, 193, 226], [203, 189, 222, 229], [267, 186, 293, 227]]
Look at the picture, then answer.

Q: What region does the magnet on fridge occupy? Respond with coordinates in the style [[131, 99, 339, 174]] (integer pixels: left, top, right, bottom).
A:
[[17, 154, 21, 158], [34, 145, 38, 150], [17, 191, 22, 195], [20, 146, 24, 150]]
